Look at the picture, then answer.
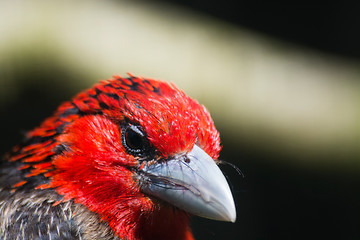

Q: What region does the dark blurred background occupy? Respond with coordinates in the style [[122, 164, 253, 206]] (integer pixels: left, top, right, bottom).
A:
[[1, 1, 359, 240], [158, 2, 360, 59]]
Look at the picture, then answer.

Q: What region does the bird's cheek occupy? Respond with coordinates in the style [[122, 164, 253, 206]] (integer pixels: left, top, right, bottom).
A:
[[93, 151, 139, 169]]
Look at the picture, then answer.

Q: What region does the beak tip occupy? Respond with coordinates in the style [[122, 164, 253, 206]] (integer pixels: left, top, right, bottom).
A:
[[223, 202, 237, 223], [207, 196, 236, 223], [215, 211, 236, 223], [226, 207, 236, 223], [229, 212, 236, 223]]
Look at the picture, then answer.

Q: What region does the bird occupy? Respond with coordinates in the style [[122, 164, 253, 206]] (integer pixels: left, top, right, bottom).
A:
[[0, 74, 236, 240]]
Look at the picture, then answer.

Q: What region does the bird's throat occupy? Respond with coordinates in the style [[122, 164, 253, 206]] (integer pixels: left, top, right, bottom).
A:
[[135, 206, 194, 240]]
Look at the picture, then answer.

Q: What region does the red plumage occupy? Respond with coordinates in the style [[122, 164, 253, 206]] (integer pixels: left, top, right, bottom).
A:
[[1, 74, 230, 240]]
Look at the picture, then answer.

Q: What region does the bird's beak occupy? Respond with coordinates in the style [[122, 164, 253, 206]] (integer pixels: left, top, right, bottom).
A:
[[137, 145, 236, 222]]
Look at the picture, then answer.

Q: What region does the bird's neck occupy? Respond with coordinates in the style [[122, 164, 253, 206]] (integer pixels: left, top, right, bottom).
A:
[[93, 195, 194, 240], [135, 206, 194, 240]]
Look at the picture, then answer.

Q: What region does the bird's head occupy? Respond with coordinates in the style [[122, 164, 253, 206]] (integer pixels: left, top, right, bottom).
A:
[[10, 75, 236, 240]]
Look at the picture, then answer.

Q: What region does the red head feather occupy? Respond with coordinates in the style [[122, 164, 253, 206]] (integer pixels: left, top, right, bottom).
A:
[[10, 75, 222, 240]]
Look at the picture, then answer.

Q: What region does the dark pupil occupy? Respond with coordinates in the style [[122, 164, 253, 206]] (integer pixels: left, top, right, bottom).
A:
[[125, 126, 144, 151]]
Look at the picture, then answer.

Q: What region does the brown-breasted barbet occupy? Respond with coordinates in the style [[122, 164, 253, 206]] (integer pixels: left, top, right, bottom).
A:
[[0, 74, 236, 240]]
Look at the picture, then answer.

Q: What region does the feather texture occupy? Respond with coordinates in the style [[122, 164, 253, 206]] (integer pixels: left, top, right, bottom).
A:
[[0, 74, 223, 240]]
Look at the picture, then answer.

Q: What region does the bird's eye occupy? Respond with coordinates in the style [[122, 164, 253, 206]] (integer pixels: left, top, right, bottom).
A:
[[121, 124, 148, 156]]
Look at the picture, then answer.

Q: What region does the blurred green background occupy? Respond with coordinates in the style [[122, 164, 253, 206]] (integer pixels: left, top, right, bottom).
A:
[[1, 1, 360, 239]]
